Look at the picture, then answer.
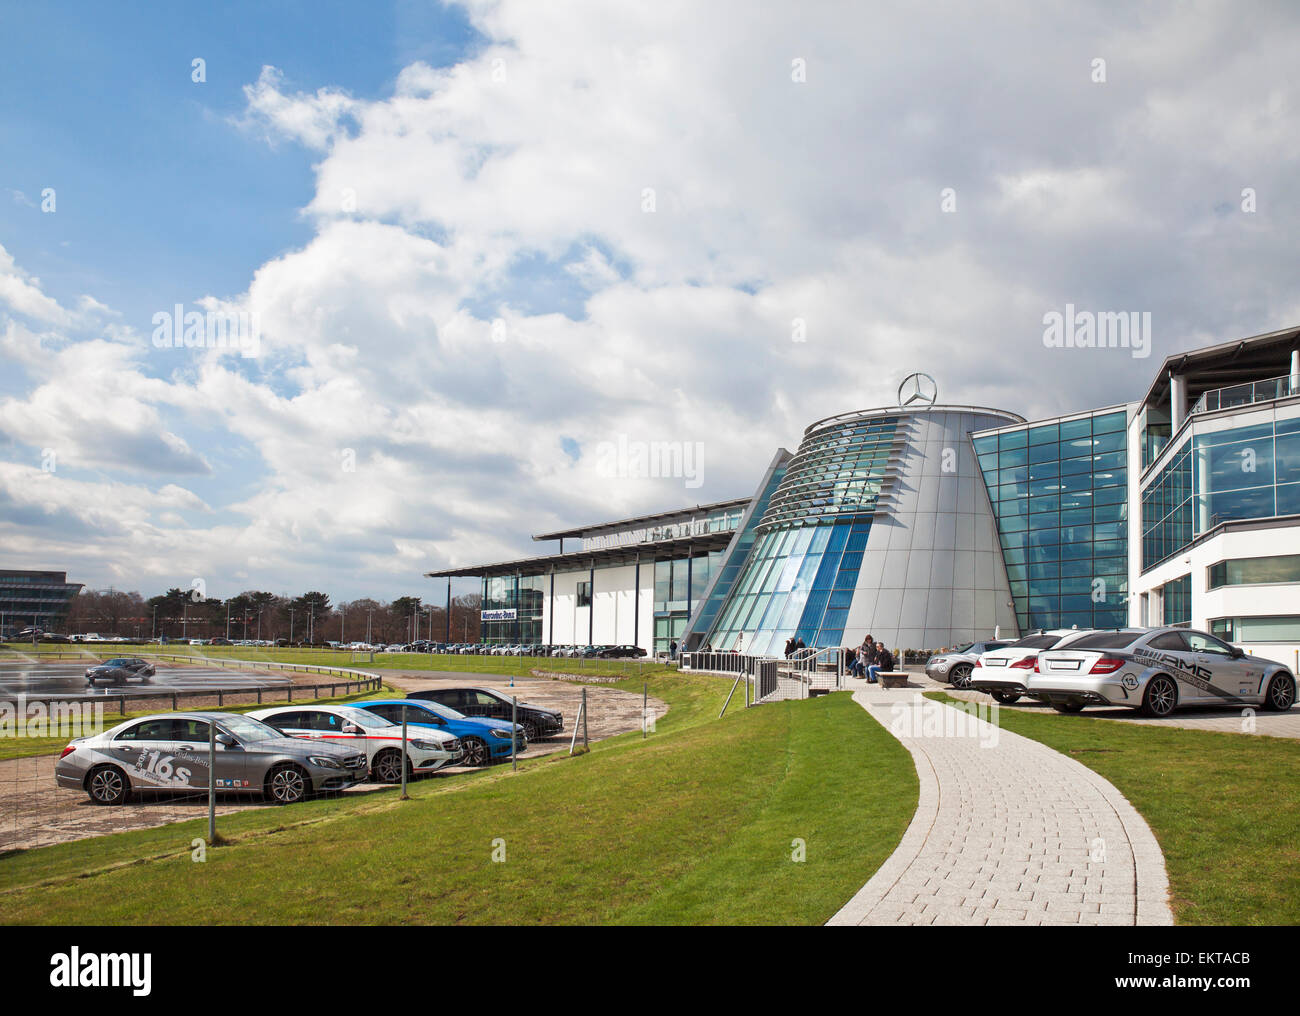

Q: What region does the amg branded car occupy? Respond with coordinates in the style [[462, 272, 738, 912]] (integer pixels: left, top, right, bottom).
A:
[[409, 687, 563, 741], [55, 711, 368, 805], [970, 629, 1095, 704], [355, 699, 526, 767], [85, 657, 156, 685], [924, 640, 1014, 688], [249, 704, 463, 781], [1027, 627, 1297, 717]]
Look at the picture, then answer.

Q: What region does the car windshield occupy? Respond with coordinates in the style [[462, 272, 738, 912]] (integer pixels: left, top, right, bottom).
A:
[[410, 700, 465, 721], [338, 707, 398, 729], [1063, 630, 1145, 650], [1010, 635, 1060, 650], [950, 644, 975, 655], [217, 714, 289, 742]]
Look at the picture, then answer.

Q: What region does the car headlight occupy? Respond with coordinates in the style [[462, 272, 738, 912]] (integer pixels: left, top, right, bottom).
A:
[[409, 739, 446, 751], [488, 728, 511, 739], [307, 756, 343, 769]]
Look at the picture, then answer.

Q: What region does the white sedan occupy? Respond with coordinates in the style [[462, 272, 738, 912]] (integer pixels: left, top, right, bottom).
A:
[[970, 629, 1095, 704], [249, 704, 463, 782]]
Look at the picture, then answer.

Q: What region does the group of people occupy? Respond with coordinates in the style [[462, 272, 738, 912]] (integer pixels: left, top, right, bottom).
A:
[[845, 635, 894, 683], [782, 636, 807, 658]]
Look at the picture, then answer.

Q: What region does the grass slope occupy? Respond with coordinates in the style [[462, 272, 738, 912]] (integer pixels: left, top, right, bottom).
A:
[[1, 681, 915, 925]]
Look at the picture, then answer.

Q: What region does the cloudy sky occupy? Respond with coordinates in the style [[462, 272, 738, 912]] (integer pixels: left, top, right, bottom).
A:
[[1, 0, 1298, 601]]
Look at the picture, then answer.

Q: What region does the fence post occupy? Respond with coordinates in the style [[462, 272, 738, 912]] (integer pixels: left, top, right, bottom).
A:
[[582, 687, 589, 750], [643, 682, 647, 738], [208, 719, 217, 844], [400, 705, 409, 800], [511, 696, 518, 772]]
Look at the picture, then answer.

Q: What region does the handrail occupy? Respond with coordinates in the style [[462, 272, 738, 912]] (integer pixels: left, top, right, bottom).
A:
[[1190, 373, 1299, 417]]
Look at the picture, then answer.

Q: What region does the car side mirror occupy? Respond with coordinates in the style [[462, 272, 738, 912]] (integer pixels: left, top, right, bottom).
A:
[[1230, 647, 1244, 659], [216, 733, 236, 747], [342, 723, 360, 734]]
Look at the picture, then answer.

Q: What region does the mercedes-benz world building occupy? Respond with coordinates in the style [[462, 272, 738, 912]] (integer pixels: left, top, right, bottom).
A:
[[429, 324, 1300, 664]]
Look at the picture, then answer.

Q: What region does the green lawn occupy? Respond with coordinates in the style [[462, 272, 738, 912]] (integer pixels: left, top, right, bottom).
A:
[[927, 691, 1300, 925], [0, 679, 916, 925]]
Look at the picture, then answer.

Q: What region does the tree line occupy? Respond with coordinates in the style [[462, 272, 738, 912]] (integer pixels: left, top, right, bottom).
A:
[[62, 588, 483, 645]]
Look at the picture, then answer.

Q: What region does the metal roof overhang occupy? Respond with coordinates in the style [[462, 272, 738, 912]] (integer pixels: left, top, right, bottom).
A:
[[530, 496, 751, 542], [425, 530, 738, 579], [1139, 323, 1300, 411]]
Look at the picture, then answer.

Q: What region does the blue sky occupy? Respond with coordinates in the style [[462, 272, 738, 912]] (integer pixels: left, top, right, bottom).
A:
[[1, 1, 1298, 603], [0, 1, 480, 336]]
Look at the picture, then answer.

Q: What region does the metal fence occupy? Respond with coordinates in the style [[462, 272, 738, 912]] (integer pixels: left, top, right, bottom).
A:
[[0, 658, 667, 870]]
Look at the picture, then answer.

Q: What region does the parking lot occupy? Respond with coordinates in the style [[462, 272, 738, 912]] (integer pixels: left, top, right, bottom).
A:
[[0, 674, 668, 851]]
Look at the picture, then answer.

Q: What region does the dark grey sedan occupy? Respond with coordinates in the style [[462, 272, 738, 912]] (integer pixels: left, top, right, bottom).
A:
[[85, 657, 156, 685], [55, 711, 368, 804]]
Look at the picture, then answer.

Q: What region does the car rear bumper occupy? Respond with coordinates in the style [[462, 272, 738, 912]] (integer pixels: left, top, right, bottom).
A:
[[971, 676, 1028, 694], [1026, 675, 1130, 706]]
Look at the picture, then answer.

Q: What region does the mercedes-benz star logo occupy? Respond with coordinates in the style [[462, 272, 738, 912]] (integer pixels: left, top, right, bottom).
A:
[[897, 372, 938, 408]]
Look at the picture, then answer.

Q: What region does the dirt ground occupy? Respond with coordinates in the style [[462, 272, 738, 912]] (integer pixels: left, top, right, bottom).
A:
[[0, 674, 667, 853]]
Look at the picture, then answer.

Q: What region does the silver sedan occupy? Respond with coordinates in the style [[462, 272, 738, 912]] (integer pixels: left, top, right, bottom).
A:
[[55, 711, 368, 805], [1027, 627, 1297, 717]]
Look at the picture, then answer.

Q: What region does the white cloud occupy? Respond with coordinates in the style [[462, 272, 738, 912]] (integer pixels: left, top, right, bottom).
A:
[[4, 0, 1300, 598]]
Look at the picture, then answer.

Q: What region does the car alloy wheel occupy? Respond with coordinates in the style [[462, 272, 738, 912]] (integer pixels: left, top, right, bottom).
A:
[[1141, 675, 1178, 718], [1265, 673, 1296, 712], [460, 737, 489, 767], [950, 664, 974, 689], [267, 765, 308, 804], [373, 748, 407, 783], [521, 721, 539, 742], [990, 690, 1021, 705], [88, 765, 129, 805], [1052, 700, 1085, 714]]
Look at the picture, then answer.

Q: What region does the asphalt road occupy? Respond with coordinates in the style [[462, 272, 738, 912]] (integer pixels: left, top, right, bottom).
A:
[[0, 661, 292, 700]]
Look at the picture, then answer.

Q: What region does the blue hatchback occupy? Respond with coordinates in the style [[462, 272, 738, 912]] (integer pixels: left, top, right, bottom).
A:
[[355, 699, 526, 767]]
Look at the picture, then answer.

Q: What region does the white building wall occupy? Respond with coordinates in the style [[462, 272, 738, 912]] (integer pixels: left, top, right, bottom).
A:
[[540, 561, 657, 653], [1131, 525, 1300, 667]]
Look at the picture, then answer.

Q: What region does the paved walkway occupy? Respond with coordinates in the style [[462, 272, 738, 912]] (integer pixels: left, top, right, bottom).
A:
[[829, 677, 1173, 926]]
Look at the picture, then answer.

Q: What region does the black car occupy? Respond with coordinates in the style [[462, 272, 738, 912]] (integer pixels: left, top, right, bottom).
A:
[[409, 687, 563, 741], [85, 657, 156, 685]]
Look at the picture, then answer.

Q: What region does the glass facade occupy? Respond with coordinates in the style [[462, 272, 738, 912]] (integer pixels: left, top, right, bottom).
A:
[[480, 574, 544, 644], [0, 570, 83, 637], [974, 409, 1129, 631], [1141, 416, 1300, 571], [653, 551, 722, 655], [683, 461, 788, 648], [1208, 553, 1300, 589], [1161, 573, 1191, 627], [1211, 615, 1300, 642], [705, 415, 898, 654]]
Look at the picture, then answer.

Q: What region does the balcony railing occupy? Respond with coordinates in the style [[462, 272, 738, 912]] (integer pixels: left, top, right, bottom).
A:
[[1191, 374, 1299, 416]]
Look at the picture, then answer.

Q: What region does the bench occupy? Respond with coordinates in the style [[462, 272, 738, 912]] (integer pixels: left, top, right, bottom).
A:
[[877, 671, 910, 689]]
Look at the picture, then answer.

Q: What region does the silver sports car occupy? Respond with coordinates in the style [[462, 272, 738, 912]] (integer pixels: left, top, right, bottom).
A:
[[924, 640, 1014, 688], [55, 711, 369, 805], [85, 657, 156, 685], [1027, 627, 1297, 717]]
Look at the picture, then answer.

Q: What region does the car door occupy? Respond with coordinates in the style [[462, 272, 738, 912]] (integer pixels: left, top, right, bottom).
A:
[[1143, 631, 1204, 702], [468, 690, 507, 720], [120, 717, 209, 792], [1183, 630, 1261, 703]]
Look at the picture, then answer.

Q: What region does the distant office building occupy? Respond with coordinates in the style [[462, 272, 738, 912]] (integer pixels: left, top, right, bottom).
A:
[[0, 569, 84, 637], [429, 325, 1300, 662]]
